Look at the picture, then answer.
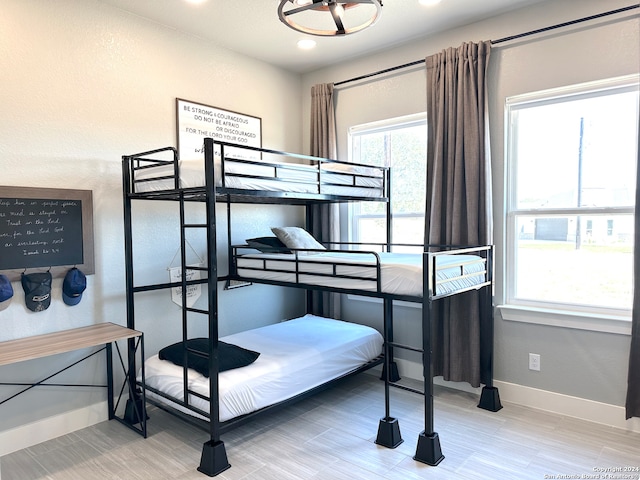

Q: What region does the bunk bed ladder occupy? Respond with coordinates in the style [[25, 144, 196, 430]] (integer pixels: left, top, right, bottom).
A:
[[375, 292, 444, 465], [196, 138, 231, 477]]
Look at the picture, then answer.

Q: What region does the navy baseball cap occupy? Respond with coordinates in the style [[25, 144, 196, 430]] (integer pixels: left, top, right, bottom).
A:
[[21, 272, 52, 312], [0, 274, 13, 311], [62, 268, 86, 306]]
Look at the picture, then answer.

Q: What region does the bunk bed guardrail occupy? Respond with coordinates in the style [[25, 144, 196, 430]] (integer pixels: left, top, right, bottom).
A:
[[230, 243, 493, 303], [123, 142, 390, 202]]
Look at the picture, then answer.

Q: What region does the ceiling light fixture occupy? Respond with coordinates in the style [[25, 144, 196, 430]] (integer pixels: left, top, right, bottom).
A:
[[278, 0, 383, 37]]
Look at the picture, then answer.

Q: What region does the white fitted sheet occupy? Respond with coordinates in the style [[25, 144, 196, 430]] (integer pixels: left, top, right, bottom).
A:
[[143, 314, 383, 422], [236, 251, 487, 297], [133, 157, 384, 198]]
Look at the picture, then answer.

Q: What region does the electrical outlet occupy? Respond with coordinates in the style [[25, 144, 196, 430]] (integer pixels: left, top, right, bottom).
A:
[[529, 353, 540, 371]]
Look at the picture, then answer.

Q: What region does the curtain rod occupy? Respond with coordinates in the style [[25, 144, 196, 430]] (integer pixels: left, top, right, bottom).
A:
[[334, 4, 639, 87]]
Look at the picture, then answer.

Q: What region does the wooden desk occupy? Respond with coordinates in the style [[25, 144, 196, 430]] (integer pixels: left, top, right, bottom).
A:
[[0, 322, 147, 437]]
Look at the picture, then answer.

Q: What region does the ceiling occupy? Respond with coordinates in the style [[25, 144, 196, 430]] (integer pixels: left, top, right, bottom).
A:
[[97, 0, 547, 74]]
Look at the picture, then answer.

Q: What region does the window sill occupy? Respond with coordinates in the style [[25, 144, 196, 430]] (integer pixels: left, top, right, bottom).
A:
[[497, 304, 631, 335]]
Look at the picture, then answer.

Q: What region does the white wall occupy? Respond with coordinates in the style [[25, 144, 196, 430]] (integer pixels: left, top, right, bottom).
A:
[[302, 0, 639, 421], [0, 0, 305, 439]]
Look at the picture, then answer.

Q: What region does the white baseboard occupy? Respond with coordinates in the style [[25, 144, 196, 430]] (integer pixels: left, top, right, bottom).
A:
[[393, 358, 640, 434], [0, 401, 108, 457], [493, 379, 640, 433]]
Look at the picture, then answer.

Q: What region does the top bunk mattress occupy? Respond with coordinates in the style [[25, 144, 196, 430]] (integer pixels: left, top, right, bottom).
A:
[[235, 251, 488, 298], [143, 314, 383, 422], [132, 156, 385, 198]]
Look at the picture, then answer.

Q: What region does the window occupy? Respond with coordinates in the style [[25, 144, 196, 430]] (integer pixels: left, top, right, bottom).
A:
[[348, 114, 427, 252], [505, 75, 638, 322]]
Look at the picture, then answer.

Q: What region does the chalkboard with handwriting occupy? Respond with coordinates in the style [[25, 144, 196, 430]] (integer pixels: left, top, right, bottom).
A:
[[0, 187, 94, 281]]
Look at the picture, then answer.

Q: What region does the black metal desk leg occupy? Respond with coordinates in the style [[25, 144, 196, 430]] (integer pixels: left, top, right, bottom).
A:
[[106, 343, 114, 420]]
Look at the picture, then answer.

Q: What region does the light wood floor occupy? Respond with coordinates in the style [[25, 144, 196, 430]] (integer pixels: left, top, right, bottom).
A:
[[2, 373, 639, 479]]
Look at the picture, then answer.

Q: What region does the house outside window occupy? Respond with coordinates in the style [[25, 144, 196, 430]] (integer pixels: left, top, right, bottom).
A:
[[348, 114, 427, 253], [504, 75, 638, 323]]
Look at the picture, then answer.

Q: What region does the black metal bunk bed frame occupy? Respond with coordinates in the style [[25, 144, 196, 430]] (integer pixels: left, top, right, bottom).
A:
[[122, 137, 501, 477]]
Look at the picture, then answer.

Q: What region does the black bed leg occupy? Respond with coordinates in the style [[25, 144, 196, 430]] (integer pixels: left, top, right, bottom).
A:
[[414, 431, 444, 466], [123, 391, 148, 426], [198, 440, 231, 477], [478, 385, 503, 412], [379, 361, 401, 383], [376, 416, 403, 448]]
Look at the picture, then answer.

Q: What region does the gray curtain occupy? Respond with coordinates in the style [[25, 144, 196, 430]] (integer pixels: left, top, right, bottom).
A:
[[309, 83, 340, 318], [625, 117, 640, 419], [424, 41, 492, 387]]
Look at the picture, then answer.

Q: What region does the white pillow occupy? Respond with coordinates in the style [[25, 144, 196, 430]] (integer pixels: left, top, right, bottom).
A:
[[271, 227, 325, 253]]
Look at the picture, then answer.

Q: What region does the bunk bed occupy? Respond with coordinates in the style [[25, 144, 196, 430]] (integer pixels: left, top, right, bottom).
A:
[[122, 137, 501, 477]]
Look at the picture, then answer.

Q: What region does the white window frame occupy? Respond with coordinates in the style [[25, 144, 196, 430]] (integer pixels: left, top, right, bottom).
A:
[[499, 75, 639, 335]]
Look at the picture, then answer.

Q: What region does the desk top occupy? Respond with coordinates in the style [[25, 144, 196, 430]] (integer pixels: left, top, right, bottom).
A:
[[0, 323, 142, 367]]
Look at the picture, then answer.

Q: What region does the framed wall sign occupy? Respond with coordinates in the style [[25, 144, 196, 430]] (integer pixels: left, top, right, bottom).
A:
[[176, 98, 262, 160], [0, 186, 94, 281]]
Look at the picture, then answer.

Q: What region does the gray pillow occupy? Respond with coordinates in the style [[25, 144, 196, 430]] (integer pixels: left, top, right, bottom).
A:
[[271, 227, 325, 253]]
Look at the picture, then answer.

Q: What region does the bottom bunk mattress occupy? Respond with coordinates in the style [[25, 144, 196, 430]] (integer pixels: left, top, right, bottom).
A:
[[143, 314, 384, 422]]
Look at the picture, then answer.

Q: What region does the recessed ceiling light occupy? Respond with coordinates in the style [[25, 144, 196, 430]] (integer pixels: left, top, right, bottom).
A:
[[297, 39, 317, 50], [184, 0, 207, 5], [419, 0, 442, 6]]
